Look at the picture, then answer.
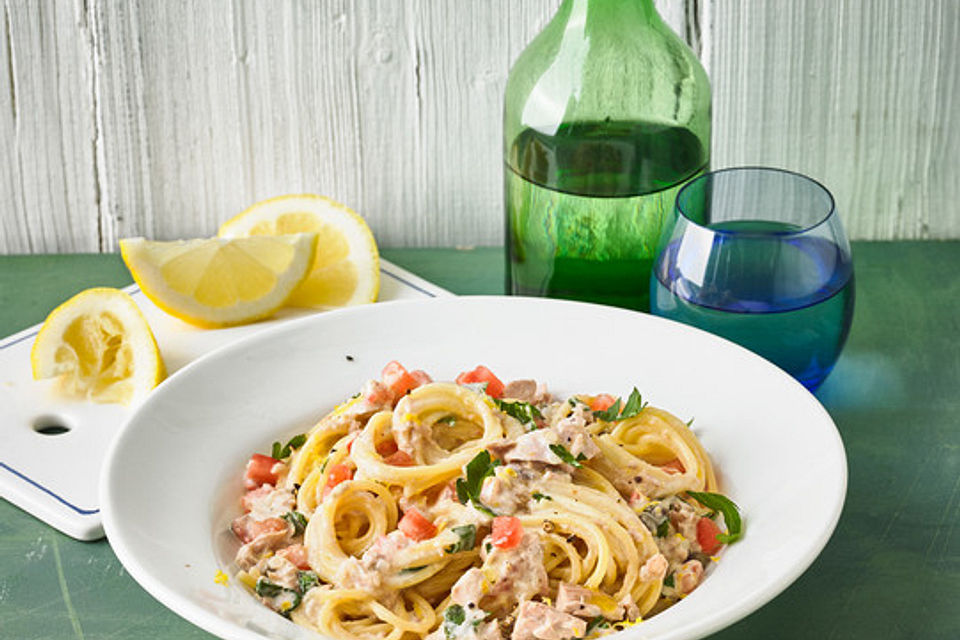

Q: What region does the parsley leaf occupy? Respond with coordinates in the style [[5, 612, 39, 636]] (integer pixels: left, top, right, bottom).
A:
[[271, 433, 308, 460], [255, 577, 302, 616], [445, 524, 477, 554], [593, 388, 647, 422], [656, 519, 669, 537], [282, 511, 308, 536], [493, 398, 543, 429], [455, 451, 500, 517], [436, 415, 458, 425], [532, 492, 552, 502], [663, 573, 675, 588], [585, 616, 610, 635], [549, 443, 585, 468], [297, 570, 319, 593], [399, 565, 427, 574], [443, 604, 467, 640], [686, 491, 744, 544]]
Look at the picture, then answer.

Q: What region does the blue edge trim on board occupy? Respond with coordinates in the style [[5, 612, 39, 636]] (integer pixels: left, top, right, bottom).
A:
[[0, 267, 436, 520]]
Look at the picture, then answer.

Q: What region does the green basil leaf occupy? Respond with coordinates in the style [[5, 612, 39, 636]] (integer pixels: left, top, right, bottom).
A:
[[594, 388, 647, 421], [663, 573, 675, 588], [297, 570, 319, 593], [443, 604, 467, 640], [492, 398, 543, 429], [445, 524, 477, 554], [656, 519, 669, 537], [282, 511, 308, 536], [686, 491, 744, 544], [549, 443, 583, 468], [585, 616, 610, 635]]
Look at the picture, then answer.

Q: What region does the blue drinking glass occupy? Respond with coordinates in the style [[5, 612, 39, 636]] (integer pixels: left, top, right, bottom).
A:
[[650, 167, 854, 391]]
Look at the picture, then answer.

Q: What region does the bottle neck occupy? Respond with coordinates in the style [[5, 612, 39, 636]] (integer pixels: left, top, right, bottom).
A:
[[561, 0, 661, 26]]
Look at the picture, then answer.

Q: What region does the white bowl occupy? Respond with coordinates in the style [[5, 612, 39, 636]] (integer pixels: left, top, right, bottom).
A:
[[101, 296, 846, 640]]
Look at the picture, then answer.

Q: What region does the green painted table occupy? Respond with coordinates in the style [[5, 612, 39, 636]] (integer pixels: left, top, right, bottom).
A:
[[1, 244, 958, 639]]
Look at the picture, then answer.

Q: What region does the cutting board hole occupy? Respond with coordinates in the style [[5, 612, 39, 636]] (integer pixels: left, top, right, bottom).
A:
[[33, 415, 71, 436]]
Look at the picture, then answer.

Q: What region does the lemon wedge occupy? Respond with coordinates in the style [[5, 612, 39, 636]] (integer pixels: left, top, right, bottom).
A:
[[218, 194, 379, 308], [120, 233, 317, 328], [31, 287, 165, 404]]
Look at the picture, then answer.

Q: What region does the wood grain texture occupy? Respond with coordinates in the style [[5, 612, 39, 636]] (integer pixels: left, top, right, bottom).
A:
[[709, 0, 960, 240], [1, 0, 956, 253], [0, 0, 99, 253]]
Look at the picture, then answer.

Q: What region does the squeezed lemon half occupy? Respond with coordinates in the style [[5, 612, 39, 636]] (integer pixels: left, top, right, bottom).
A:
[[31, 287, 165, 404]]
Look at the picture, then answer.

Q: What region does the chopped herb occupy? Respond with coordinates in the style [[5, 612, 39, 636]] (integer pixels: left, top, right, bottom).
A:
[[436, 415, 458, 425], [492, 398, 543, 429], [255, 577, 302, 616], [585, 616, 610, 635], [485, 542, 492, 553], [350, 392, 361, 399], [686, 491, 744, 544], [399, 565, 427, 574], [445, 524, 478, 554], [663, 573, 675, 588], [656, 520, 669, 537], [443, 604, 467, 640], [272, 433, 308, 460], [549, 443, 586, 468], [297, 570, 319, 593], [532, 492, 553, 502], [593, 388, 647, 422], [455, 450, 500, 517], [686, 417, 695, 428], [319, 457, 330, 473], [282, 511, 308, 536]]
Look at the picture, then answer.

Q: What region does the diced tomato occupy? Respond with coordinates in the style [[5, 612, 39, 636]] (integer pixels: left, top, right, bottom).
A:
[[660, 458, 686, 475], [245, 453, 280, 489], [589, 394, 617, 412], [385, 450, 415, 466], [278, 544, 311, 570], [382, 361, 418, 398], [346, 436, 355, 454], [322, 463, 354, 499], [409, 370, 433, 387], [231, 516, 287, 544], [455, 365, 505, 398], [696, 516, 723, 555], [376, 439, 399, 457], [398, 508, 437, 541], [491, 516, 524, 549]]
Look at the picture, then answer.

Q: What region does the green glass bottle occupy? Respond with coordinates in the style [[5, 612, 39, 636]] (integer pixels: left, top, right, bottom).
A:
[[504, 0, 710, 311]]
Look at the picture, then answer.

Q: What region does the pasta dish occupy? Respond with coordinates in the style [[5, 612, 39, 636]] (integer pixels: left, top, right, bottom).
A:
[[229, 362, 743, 640]]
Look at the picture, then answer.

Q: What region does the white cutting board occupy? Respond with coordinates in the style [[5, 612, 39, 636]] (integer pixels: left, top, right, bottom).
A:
[[0, 260, 451, 541]]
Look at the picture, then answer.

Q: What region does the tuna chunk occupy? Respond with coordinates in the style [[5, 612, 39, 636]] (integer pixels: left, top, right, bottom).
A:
[[504, 430, 563, 466], [511, 601, 587, 640], [361, 530, 413, 572], [480, 532, 549, 614], [675, 559, 704, 595], [264, 554, 300, 590], [555, 583, 626, 621], [502, 380, 550, 405], [639, 553, 669, 583], [241, 485, 296, 520], [451, 568, 490, 605], [232, 516, 293, 570], [552, 405, 599, 460]]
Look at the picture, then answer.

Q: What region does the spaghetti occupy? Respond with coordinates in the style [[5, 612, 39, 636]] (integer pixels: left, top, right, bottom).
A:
[[229, 363, 742, 640]]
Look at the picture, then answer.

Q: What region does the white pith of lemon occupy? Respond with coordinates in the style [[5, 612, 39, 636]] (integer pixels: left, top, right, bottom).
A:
[[218, 194, 379, 308], [120, 233, 318, 328], [31, 287, 165, 405]]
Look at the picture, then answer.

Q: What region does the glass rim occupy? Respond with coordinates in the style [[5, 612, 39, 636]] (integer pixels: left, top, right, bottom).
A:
[[675, 166, 838, 237]]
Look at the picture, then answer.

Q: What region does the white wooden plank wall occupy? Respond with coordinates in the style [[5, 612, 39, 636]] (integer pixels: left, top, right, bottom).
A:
[[0, 0, 957, 254]]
